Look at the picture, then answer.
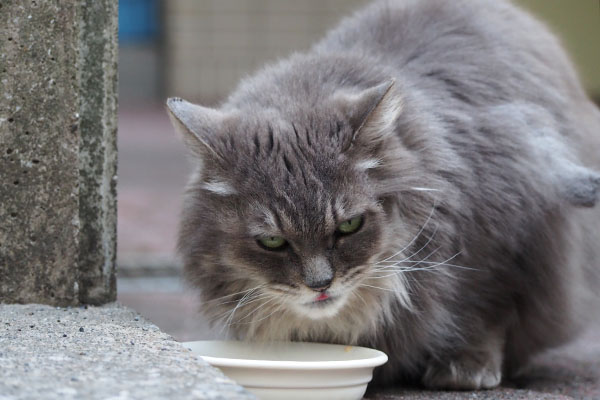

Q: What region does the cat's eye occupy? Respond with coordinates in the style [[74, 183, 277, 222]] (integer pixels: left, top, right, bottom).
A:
[[258, 236, 288, 250], [337, 216, 363, 235]]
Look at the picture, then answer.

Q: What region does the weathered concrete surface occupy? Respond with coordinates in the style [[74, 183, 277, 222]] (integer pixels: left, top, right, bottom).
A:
[[0, 1, 80, 305], [77, 0, 118, 305], [0, 1, 117, 305], [0, 303, 254, 400]]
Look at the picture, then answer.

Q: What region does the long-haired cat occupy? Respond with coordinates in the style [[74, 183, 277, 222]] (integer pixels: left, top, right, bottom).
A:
[[166, 0, 600, 389]]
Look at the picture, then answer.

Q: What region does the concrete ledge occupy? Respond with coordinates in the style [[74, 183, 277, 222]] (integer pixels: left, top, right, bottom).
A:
[[0, 303, 254, 400]]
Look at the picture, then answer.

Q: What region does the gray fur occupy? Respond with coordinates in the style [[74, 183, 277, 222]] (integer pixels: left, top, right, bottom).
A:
[[167, 0, 600, 389]]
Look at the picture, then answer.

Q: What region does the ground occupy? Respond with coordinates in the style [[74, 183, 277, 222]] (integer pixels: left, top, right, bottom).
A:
[[366, 323, 600, 398]]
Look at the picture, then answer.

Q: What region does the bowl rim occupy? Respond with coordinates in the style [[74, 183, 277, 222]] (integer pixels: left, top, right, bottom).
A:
[[184, 340, 389, 370]]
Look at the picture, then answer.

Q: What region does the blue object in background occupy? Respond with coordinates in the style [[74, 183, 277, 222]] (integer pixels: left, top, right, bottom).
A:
[[119, 0, 160, 44]]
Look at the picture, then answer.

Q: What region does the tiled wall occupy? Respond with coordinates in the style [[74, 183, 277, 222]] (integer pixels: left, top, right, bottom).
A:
[[516, 0, 600, 98], [163, 0, 600, 104], [164, 0, 368, 104]]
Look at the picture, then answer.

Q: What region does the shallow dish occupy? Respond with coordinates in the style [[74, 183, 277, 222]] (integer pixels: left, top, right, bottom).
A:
[[184, 340, 388, 400]]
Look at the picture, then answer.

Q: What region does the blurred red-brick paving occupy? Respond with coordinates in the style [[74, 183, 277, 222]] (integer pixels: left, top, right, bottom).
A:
[[117, 104, 189, 261], [117, 277, 217, 342], [116, 104, 215, 341]]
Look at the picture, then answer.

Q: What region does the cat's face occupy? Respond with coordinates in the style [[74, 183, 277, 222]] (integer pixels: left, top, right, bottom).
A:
[[208, 123, 389, 319], [169, 80, 427, 327]]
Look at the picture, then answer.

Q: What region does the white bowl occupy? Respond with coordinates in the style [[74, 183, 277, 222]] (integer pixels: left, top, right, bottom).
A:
[[184, 340, 388, 400]]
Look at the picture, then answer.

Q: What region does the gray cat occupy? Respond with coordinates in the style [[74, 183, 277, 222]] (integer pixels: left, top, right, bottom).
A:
[[166, 0, 600, 390]]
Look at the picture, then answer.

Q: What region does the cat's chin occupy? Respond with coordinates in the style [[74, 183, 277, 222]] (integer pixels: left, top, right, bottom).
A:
[[290, 294, 349, 320]]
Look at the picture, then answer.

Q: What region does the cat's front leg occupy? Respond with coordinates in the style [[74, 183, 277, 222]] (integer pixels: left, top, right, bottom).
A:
[[422, 331, 504, 390]]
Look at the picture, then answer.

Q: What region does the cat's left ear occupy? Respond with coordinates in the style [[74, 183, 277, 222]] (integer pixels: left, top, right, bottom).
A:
[[333, 79, 402, 150], [166, 97, 231, 162]]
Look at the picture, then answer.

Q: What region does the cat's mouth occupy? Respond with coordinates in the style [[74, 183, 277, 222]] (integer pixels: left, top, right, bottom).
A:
[[289, 288, 348, 319], [315, 292, 330, 302], [304, 291, 337, 307]]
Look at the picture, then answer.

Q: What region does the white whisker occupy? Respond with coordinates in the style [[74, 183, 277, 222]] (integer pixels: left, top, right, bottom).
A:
[[412, 251, 464, 271], [373, 246, 441, 274], [220, 286, 264, 333], [369, 251, 471, 279], [393, 245, 441, 269], [204, 284, 266, 305], [234, 296, 278, 323], [373, 260, 476, 271], [359, 283, 397, 292], [398, 224, 439, 263], [376, 201, 437, 264], [236, 301, 286, 325], [407, 187, 441, 192], [213, 293, 271, 318], [353, 289, 369, 308]]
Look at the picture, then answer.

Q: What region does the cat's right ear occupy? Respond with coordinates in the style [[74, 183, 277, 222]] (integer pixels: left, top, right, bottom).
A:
[[332, 80, 403, 151], [166, 97, 226, 161]]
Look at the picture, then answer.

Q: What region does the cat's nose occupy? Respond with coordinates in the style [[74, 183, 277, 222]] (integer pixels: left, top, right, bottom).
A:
[[303, 255, 334, 291], [306, 277, 333, 292]]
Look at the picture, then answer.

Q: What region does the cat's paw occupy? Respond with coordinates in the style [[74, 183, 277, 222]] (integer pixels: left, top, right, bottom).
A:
[[422, 356, 502, 390]]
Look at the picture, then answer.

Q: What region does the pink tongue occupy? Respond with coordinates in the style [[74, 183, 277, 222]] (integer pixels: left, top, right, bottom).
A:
[[315, 293, 329, 301]]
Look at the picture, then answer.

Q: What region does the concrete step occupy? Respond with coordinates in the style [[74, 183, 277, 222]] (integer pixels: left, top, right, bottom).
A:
[[0, 303, 253, 400]]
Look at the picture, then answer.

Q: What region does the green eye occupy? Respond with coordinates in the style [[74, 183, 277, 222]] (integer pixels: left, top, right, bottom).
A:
[[258, 236, 287, 250], [337, 216, 363, 234]]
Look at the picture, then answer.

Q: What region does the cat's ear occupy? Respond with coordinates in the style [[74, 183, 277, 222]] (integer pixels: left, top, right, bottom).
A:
[[333, 79, 402, 149], [166, 97, 228, 161]]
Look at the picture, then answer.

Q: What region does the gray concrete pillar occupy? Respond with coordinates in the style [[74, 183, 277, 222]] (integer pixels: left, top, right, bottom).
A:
[[0, 0, 118, 305]]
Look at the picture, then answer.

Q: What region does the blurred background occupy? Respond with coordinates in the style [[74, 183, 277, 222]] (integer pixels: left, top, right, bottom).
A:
[[117, 0, 600, 341]]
